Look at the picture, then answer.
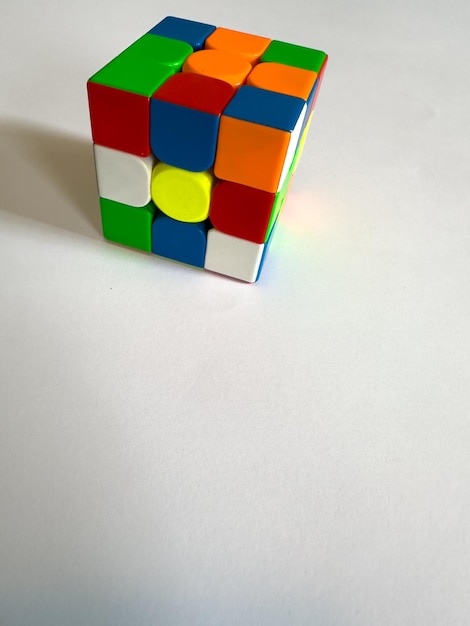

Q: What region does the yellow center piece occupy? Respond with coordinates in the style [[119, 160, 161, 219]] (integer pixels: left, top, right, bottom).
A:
[[151, 163, 214, 223]]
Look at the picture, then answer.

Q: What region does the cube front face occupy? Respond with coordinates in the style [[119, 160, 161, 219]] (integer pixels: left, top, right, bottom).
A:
[[88, 16, 327, 282]]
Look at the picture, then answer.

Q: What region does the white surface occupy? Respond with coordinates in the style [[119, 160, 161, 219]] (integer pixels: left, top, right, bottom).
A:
[[94, 145, 156, 207], [204, 229, 264, 282], [0, 1, 469, 625]]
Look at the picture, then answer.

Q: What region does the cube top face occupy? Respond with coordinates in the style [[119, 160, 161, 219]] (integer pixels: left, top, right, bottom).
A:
[[87, 16, 327, 282]]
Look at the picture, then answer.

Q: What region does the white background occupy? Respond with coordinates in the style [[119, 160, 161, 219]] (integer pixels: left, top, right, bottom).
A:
[[1, 1, 469, 624]]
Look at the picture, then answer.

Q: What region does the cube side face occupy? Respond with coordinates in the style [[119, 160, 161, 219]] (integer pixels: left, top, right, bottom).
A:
[[87, 18, 327, 282]]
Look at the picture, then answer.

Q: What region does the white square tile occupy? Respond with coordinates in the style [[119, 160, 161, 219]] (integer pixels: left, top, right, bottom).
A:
[[93, 145, 156, 207], [204, 229, 265, 283]]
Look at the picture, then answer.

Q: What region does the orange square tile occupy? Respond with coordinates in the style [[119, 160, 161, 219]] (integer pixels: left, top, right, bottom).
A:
[[183, 49, 251, 87], [215, 116, 292, 193], [205, 27, 271, 64], [247, 62, 317, 100]]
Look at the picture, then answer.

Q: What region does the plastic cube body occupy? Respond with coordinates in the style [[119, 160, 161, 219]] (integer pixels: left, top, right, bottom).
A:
[[87, 16, 327, 282]]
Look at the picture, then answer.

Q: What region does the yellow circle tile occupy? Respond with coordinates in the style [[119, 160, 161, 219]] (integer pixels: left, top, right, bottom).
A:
[[151, 163, 214, 223]]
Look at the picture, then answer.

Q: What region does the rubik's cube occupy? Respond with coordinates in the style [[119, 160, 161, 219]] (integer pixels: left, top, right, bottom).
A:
[[87, 16, 327, 282]]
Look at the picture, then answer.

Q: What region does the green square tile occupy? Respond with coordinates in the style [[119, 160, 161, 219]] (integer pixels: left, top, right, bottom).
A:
[[261, 40, 327, 73], [89, 34, 192, 96], [100, 197, 155, 251]]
